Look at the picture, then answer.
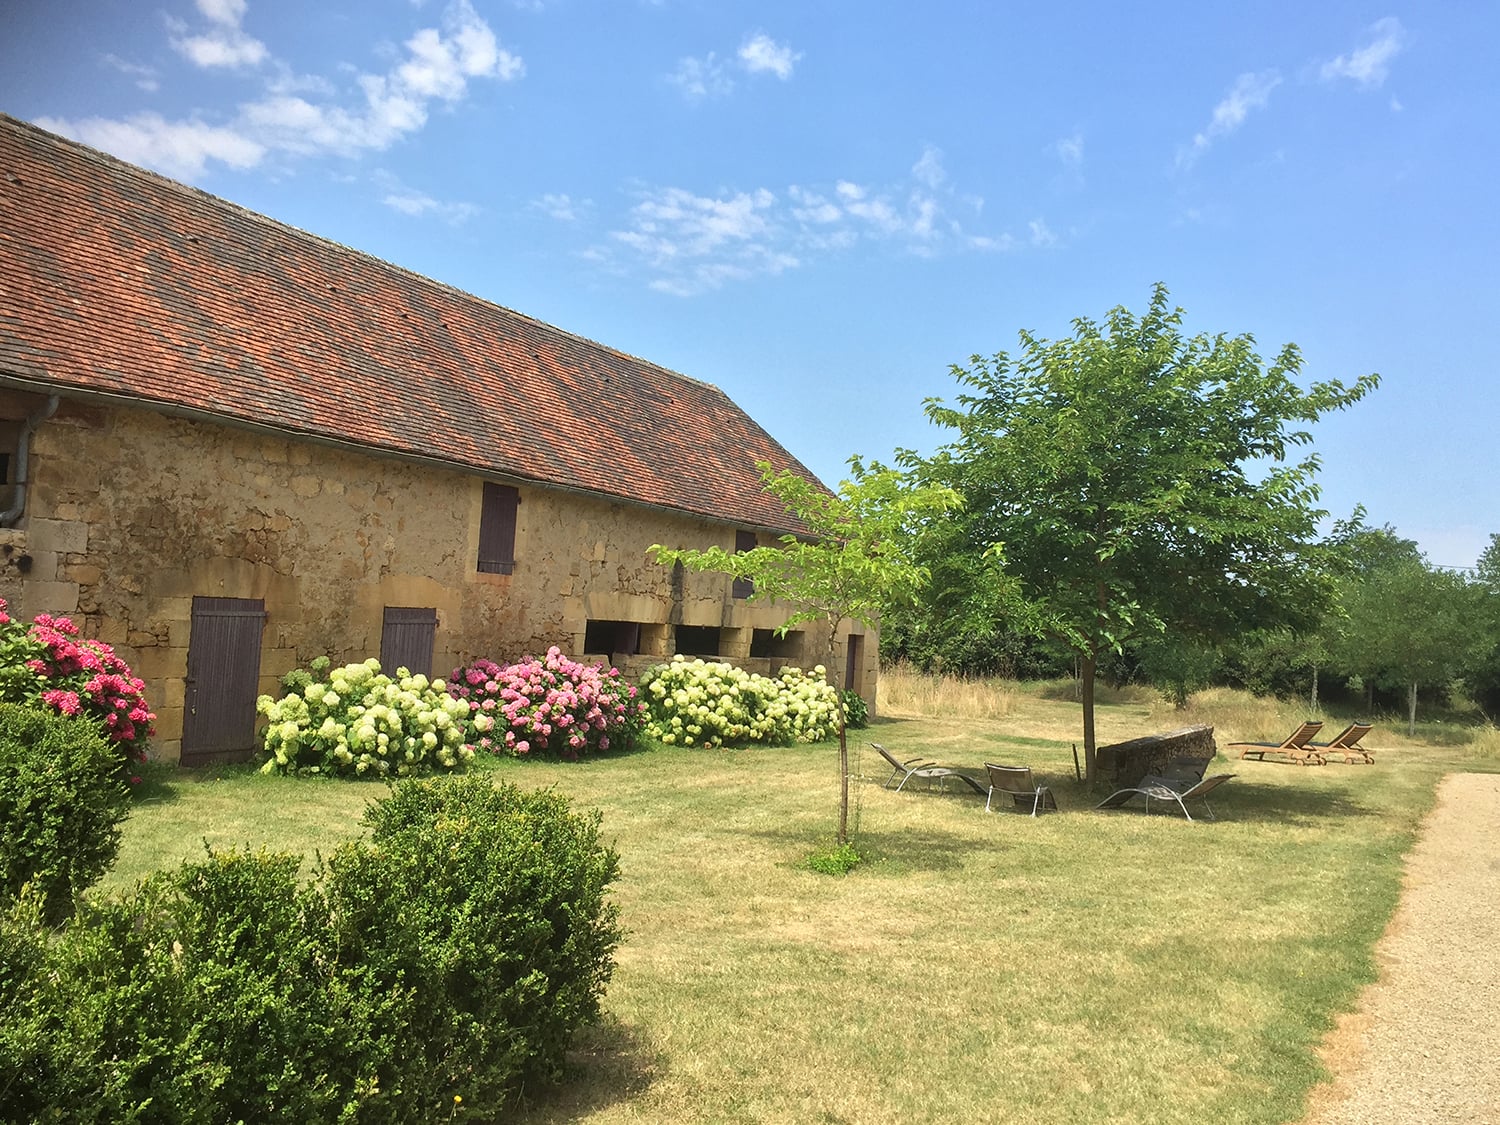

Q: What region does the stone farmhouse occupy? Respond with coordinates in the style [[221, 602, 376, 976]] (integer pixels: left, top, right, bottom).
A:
[[0, 114, 875, 763]]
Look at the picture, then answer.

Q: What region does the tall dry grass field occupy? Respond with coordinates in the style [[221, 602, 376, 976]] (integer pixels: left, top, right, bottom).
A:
[[99, 677, 1500, 1124]]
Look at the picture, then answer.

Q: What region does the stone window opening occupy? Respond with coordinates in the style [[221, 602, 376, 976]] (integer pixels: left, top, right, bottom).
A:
[[731, 529, 756, 599], [584, 619, 642, 658], [750, 628, 804, 661], [675, 625, 721, 657]]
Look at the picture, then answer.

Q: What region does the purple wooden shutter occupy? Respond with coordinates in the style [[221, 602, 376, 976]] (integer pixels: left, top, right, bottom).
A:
[[732, 530, 756, 599], [380, 606, 438, 677], [478, 483, 519, 574]]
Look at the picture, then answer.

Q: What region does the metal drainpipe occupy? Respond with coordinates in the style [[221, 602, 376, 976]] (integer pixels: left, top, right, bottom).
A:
[[0, 394, 61, 527]]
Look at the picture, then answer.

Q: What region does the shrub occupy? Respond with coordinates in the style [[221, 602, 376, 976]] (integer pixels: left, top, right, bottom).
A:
[[0, 776, 623, 1120], [0, 703, 131, 925], [842, 688, 870, 729], [806, 841, 863, 876], [638, 656, 841, 747], [328, 775, 624, 1109], [449, 647, 647, 759], [258, 658, 474, 777], [0, 600, 155, 764]]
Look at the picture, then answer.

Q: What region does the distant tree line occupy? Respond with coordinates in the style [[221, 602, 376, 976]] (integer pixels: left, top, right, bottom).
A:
[[883, 525, 1500, 736]]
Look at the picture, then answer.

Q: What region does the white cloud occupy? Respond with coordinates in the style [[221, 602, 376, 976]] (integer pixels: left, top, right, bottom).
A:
[[34, 112, 266, 180], [671, 30, 799, 100], [668, 53, 732, 101], [47, 0, 521, 182], [1321, 17, 1405, 89], [738, 33, 799, 80], [1054, 132, 1084, 169], [534, 192, 587, 221], [378, 177, 477, 223], [168, 0, 269, 69], [911, 145, 946, 189], [1179, 70, 1282, 167], [102, 54, 160, 92], [597, 150, 1035, 295]]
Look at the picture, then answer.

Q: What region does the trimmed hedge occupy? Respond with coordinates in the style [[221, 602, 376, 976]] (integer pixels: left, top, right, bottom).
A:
[[0, 703, 131, 925], [0, 775, 623, 1122]]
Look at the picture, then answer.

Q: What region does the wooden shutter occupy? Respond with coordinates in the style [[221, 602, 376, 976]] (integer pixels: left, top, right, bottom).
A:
[[478, 482, 519, 574], [732, 530, 756, 599], [380, 606, 438, 677]]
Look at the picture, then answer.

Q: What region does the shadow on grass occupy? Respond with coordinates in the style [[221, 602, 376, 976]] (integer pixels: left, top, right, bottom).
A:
[[505, 1016, 662, 1124], [1078, 771, 1381, 827]]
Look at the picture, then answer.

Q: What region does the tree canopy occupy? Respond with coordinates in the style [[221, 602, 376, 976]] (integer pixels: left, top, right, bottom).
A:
[[904, 284, 1379, 779]]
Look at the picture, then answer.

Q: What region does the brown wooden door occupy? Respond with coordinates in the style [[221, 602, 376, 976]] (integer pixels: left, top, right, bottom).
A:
[[181, 596, 266, 764]]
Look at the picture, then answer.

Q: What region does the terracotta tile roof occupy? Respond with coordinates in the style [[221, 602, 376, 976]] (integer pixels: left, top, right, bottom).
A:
[[0, 113, 823, 533]]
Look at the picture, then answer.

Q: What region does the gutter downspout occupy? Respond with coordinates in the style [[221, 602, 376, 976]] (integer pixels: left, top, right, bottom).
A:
[[0, 394, 60, 527]]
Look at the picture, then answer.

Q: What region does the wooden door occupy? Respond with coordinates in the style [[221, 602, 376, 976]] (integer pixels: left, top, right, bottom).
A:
[[181, 596, 266, 764]]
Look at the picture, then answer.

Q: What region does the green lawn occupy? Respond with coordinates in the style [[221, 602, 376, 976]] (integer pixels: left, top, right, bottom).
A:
[[101, 691, 1495, 1124]]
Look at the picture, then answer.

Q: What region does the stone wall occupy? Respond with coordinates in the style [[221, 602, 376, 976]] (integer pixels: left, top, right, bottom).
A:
[[1095, 725, 1218, 788], [14, 394, 875, 761]]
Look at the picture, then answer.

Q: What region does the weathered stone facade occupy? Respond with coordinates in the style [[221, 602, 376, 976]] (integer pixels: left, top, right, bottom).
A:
[[4, 391, 876, 762]]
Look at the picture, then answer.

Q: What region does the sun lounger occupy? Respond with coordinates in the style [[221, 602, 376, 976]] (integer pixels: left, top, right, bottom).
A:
[[1227, 721, 1326, 766], [1309, 722, 1375, 764]]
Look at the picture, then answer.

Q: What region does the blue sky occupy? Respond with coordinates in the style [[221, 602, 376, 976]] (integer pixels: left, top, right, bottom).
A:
[[3, 1, 1496, 568]]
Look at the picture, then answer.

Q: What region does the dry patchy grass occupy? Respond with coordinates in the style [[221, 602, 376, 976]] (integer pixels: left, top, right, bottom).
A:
[[97, 680, 1499, 1124]]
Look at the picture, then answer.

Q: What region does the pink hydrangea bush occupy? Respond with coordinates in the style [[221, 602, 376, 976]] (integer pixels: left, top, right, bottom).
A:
[[0, 599, 155, 763], [449, 646, 647, 760]]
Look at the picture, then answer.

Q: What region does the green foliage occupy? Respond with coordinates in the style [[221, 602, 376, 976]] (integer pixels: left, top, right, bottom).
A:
[[841, 689, 869, 729], [805, 841, 862, 876], [277, 653, 331, 697], [0, 703, 131, 926], [1462, 533, 1500, 718], [258, 657, 475, 777], [340, 775, 623, 1107], [0, 775, 623, 1121], [904, 283, 1379, 774], [1135, 635, 1222, 709], [1329, 529, 1477, 733], [651, 457, 961, 843], [638, 657, 841, 746]]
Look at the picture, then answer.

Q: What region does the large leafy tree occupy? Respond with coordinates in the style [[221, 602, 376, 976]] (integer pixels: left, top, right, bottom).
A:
[[906, 284, 1379, 780], [652, 459, 960, 845]]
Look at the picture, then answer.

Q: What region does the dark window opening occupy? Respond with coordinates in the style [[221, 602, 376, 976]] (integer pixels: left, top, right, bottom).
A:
[[750, 628, 803, 659], [381, 606, 438, 678], [675, 625, 722, 657], [478, 482, 520, 574], [732, 529, 757, 599], [0, 452, 10, 485], [585, 619, 642, 657]]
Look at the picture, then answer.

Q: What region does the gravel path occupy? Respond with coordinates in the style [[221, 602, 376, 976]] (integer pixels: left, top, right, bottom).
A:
[[1300, 772, 1500, 1125]]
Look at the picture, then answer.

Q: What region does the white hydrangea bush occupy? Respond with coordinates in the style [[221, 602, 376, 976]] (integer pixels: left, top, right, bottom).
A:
[[258, 658, 475, 777], [638, 656, 841, 748]]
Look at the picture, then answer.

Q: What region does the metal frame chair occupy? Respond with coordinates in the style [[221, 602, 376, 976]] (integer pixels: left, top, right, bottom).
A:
[[983, 763, 1057, 816], [1095, 773, 1236, 821]]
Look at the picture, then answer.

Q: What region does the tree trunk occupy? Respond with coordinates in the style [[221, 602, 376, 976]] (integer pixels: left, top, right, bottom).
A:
[[1310, 665, 1319, 715], [1408, 680, 1418, 737], [826, 630, 849, 846], [1081, 653, 1097, 783]]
